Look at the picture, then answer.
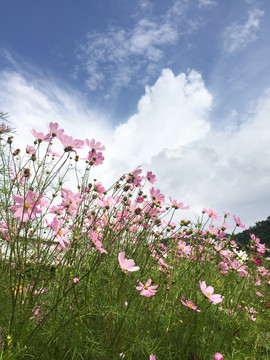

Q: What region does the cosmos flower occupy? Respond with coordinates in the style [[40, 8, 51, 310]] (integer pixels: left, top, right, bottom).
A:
[[85, 138, 106, 151], [213, 353, 223, 360], [118, 252, 139, 272], [181, 297, 201, 312], [60, 134, 84, 152], [136, 279, 158, 297], [30, 129, 50, 142], [9, 190, 42, 222], [199, 281, 223, 305]]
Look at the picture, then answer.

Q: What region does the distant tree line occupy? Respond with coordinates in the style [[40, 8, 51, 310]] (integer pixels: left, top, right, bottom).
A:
[[232, 216, 270, 248]]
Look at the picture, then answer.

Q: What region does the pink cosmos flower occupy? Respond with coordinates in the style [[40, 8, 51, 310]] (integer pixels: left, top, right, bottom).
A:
[[118, 252, 140, 272], [85, 138, 106, 151], [48, 122, 64, 138], [127, 166, 143, 187], [203, 208, 220, 220], [250, 233, 260, 244], [30, 129, 51, 142], [131, 166, 142, 178], [146, 171, 156, 184], [88, 151, 104, 166], [220, 222, 233, 230], [181, 298, 201, 312], [213, 353, 223, 360], [136, 279, 158, 297], [199, 281, 223, 305], [158, 257, 173, 269], [233, 215, 247, 229], [9, 190, 42, 222], [169, 197, 189, 210], [48, 216, 70, 250], [150, 355, 156, 360], [60, 134, 84, 152], [0, 123, 11, 134], [30, 305, 42, 320], [25, 145, 36, 155], [95, 196, 122, 208], [10, 167, 24, 184], [73, 278, 79, 284], [89, 229, 107, 254], [48, 149, 61, 158], [136, 196, 144, 203], [150, 187, 165, 204], [94, 181, 105, 194]]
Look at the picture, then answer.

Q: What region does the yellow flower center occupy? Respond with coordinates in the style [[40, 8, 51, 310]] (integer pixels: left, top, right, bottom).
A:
[[188, 303, 193, 307], [24, 204, 30, 209], [144, 286, 149, 290], [206, 292, 210, 297], [58, 230, 63, 236]]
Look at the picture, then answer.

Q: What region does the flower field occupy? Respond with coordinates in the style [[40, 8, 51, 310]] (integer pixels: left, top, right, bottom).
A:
[[0, 119, 269, 359]]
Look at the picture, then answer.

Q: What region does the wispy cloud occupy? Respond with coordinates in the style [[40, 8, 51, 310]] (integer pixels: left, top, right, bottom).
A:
[[198, 0, 216, 7], [75, 2, 185, 94], [223, 8, 264, 53]]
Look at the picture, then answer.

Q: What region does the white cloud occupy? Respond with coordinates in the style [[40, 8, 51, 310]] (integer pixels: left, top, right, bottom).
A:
[[1, 66, 269, 228], [0, 70, 112, 149], [148, 89, 270, 227], [224, 8, 264, 53], [111, 69, 212, 169]]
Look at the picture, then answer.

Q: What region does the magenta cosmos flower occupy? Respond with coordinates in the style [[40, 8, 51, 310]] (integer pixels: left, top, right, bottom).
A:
[[199, 281, 223, 305], [136, 279, 158, 297], [213, 353, 223, 360], [118, 252, 140, 273], [9, 190, 42, 222], [181, 298, 201, 312]]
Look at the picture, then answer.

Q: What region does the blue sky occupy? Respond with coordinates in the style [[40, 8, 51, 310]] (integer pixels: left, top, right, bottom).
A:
[[0, 0, 270, 227]]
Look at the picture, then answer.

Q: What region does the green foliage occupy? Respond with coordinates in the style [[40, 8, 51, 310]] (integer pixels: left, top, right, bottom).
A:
[[233, 216, 270, 248]]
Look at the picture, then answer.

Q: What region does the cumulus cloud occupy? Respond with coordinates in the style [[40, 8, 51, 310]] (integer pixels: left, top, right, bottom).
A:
[[223, 8, 264, 53], [148, 90, 270, 227], [1, 66, 269, 227], [111, 69, 212, 170]]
